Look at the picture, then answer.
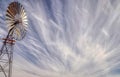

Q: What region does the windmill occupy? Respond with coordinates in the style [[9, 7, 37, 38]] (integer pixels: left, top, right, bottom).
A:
[[0, 1, 28, 77]]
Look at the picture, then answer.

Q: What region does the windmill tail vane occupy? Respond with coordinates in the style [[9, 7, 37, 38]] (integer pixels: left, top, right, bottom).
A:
[[0, 1, 28, 77]]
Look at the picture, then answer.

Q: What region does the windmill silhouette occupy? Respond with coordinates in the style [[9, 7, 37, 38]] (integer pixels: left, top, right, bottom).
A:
[[0, 1, 28, 77]]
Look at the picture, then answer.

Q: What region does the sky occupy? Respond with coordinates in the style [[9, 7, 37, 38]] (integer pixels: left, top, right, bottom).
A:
[[0, 0, 120, 77]]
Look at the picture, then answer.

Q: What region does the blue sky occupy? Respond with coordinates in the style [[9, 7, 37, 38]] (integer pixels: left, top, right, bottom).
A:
[[0, 0, 120, 77]]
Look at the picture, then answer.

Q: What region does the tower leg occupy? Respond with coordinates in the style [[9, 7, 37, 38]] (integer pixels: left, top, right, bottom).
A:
[[8, 51, 13, 77]]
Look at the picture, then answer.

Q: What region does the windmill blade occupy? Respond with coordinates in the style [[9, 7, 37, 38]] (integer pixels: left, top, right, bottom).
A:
[[6, 1, 28, 40]]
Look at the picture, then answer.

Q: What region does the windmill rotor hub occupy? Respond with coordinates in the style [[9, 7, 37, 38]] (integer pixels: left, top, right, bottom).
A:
[[14, 14, 22, 24]]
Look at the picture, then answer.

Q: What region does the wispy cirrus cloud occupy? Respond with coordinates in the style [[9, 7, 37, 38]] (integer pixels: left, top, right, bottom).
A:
[[0, 0, 120, 77]]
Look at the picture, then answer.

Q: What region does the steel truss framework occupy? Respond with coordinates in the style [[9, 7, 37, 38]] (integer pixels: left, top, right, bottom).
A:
[[0, 31, 15, 77]]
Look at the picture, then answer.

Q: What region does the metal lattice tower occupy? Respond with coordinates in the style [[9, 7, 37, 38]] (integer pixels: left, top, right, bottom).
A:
[[0, 1, 28, 77]]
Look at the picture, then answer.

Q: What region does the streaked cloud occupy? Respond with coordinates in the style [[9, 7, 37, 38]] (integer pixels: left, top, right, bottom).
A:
[[0, 0, 120, 77]]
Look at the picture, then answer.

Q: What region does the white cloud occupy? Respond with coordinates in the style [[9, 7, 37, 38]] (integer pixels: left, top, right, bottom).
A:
[[0, 0, 120, 77]]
